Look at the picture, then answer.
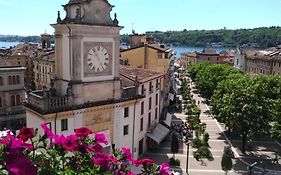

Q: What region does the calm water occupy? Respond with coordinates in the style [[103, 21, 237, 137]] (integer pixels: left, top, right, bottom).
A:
[[172, 46, 233, 59], [0, 41, 231, 59], [0, 41, 21, 48]]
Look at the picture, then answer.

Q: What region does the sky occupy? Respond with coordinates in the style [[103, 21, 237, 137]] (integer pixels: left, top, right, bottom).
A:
[[0, 0, 280, 36]]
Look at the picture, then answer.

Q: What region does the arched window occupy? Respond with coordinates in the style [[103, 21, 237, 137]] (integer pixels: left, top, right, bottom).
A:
[[12, 76, 16, 84], [11, 95, 15, 106], [0, 76, 3, 85], [8, 76, 12, 85], [16, 75, 20, 84], [16, 95, 21, 105]]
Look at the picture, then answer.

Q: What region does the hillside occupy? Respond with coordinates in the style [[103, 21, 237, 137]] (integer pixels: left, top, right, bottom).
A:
[[121, 27, 281, 48]]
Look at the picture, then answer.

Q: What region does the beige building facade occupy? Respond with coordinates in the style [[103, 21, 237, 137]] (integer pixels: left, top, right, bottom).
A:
[[4, 43, 38, 89], [0, 58, 26, 131], [33, 50, 55, 89], [244, 48, 281, 75]]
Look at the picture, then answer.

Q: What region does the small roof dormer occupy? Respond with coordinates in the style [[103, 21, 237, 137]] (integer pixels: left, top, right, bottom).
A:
[[59, 0, 118, 26]]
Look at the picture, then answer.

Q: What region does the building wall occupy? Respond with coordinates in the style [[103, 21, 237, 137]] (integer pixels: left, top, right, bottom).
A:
[[245, 58, 272, 75], [196, 54, 220, 64], [272, 59, 281, 75], [33, 58, 55, 90], [0, 67, 26, 130], [114, 78, 161, 159], [6, 54, 34, 86], [121, 47, 145, 68]]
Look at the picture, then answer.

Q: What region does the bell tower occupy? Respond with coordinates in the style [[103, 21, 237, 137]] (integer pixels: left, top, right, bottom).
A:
[[52, 0, 122, 105]]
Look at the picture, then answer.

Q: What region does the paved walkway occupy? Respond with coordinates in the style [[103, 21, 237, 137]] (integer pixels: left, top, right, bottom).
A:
[[144, 76, 281, 175]]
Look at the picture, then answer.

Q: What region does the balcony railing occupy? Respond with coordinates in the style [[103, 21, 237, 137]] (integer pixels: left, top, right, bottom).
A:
[[27, 90, 71, 113], [122, 86, 138, 99]]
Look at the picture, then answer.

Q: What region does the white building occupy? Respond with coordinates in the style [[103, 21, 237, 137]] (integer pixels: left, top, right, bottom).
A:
[[116, 66, 165, 158]]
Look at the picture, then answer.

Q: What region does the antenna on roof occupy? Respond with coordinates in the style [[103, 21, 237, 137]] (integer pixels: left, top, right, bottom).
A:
[[131, 23, 136, 34]]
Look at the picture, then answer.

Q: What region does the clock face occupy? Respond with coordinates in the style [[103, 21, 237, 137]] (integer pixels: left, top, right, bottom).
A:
[[87, 46, 110, 72]]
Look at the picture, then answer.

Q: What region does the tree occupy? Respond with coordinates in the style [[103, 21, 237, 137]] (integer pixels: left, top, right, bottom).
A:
[[171, 132, 179, 158], [272, 99, 281, 140], [212, 75, 281, 153], [221, 146, 233, 175]]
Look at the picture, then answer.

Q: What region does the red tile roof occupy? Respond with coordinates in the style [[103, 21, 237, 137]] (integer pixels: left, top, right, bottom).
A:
[[120, 66, 164, 83]]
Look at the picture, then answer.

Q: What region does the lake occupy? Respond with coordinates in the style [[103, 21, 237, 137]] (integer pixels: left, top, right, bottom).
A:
[[171, 46, 233, 59], [0, 41, 21, 48], [0, 41, 232, 59]]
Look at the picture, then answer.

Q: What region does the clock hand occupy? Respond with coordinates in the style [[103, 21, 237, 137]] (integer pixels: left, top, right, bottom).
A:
[[94, 51, 105, 70]]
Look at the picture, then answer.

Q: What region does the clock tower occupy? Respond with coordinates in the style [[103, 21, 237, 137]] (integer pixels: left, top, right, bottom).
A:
[[52, 0, 122, 105]]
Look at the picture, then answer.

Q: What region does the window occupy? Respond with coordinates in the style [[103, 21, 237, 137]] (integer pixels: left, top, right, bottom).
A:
[[8, 76, 12, 85], [124, 107, 129, 118], [16, 95, 20, 105], [16, 75, 20, 84], [46, 122, 52, 131], [61, 119, 68, 131], [12, 76, 16, 84], [149, 81, 153, 92], [140, 118, 143, 131], [123, 125, 129, 135], [0, 77, 3, 86], [156, 79, 160, 89], [155, 93, 158, 106], [0, 96, 2, 108], [141, 85, 145, 95], [155, 108, 158, 120], [149, 97, 152, 110], [141, 101, 144, 115], [11, 95, 15, 106], [148, 112, 151, 127]]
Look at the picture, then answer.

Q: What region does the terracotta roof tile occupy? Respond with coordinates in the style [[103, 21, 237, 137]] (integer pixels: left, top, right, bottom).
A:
[[120, 66, 164, 83]]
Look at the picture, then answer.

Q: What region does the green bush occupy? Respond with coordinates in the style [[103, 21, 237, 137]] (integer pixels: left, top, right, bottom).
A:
[[193, 146, 213, 160], [191, 137, 202, 148], [169, 158, 181, 166], [202, 133, 209, 146]]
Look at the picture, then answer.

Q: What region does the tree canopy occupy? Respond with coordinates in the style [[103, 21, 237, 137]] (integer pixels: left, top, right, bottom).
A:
[[143, 27, 281, 48], [188, 63, 281, 153]]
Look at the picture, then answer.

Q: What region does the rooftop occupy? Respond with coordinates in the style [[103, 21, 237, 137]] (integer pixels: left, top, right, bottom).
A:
[[0, 57, 22, 68], [120, 66, 164, 83]]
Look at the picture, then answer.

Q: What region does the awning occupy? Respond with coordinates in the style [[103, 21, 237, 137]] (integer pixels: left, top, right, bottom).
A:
[[174, 63, 180, 67], [163, 112, 172, 127], [169, 93, 174, 101], [147, 124, 170, 144]]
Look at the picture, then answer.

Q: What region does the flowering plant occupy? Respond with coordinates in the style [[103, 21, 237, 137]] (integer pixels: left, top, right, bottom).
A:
[[0, 124, 173, 175]]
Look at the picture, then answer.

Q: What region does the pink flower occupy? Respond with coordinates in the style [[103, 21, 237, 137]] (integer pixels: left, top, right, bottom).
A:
[[135, 158, 154, 167], [5, 152, 37, 175], [54, 135, 79, 152], [74, 127, 93, 138], [92, 153, 111, 171], [17, 128, 34, 142], [92, 143, 103, 153], [94, 133, 108, 145], [41, 123, 56, 139], [7, 132, 33, 150], [121, 147, 136, 163], [160, 163, 171, 175], [121, 147, 132, 159]]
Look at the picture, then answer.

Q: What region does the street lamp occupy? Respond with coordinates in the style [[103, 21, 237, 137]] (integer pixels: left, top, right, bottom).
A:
[[184, 126, 193, 175], [185, 140, 191, 174], [247, 162, 257, 175]]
